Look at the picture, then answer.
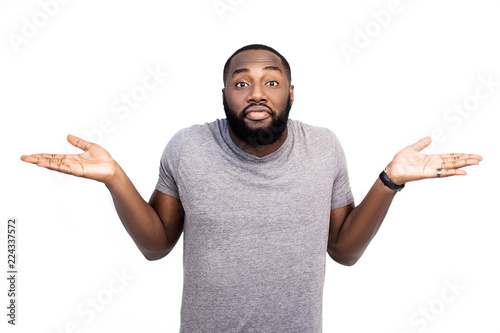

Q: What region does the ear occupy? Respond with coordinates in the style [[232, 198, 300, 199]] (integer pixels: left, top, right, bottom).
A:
[[222, 88, 225, 102], [289, 85, 294, 104]]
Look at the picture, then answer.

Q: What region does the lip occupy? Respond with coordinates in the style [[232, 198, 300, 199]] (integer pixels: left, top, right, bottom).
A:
[[244, 105, 271, 121], [245, 111, 271, 121], [244, 105, 271, 114]]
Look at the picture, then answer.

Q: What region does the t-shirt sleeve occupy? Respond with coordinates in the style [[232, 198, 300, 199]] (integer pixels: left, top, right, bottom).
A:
[[329, 132, 355, 210], [155, 128, 188, 199]]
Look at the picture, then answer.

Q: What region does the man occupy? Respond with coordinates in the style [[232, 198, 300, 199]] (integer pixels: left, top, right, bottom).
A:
[[21, 44, 482, 332]]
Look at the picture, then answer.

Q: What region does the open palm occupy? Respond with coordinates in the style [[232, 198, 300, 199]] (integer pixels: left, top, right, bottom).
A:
[[386, 137, 482, 185], [20, 134, 117, 184]]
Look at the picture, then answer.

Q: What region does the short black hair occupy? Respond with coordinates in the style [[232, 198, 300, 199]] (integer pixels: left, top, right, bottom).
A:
[[223, 44, 292, 86]]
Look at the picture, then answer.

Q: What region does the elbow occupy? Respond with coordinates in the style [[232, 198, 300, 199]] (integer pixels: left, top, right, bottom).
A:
[[335, 256, 359, 267], [327, 246, 362, 267], [141, 246, 172, 261], [143, 253, 164, 261], [141, 234, 182, 261], [143, 251, 169, 261], [328, 253, 360, 266]]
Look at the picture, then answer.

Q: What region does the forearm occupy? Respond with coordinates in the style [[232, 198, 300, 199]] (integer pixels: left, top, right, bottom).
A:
[[105, 163, 168, 259], [329, 177, 396, 265], [328, 136, 482, 266]]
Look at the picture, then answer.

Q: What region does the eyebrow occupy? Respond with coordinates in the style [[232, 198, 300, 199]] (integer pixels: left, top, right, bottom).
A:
[[231, 66, 282, 78]]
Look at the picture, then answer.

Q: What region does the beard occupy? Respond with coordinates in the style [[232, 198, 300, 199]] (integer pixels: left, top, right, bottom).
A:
[[223, 94, 292, 147]]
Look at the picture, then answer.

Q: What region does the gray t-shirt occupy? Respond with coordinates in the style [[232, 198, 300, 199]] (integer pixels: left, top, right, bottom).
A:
[[155, 118, 354, 332]]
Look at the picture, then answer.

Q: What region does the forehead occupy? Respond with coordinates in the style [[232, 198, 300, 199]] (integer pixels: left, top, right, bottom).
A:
[[229, 49, 283, 74]]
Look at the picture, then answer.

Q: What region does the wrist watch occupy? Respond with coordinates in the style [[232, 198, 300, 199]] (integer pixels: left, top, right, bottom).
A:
[[379, 169, 405, 192]]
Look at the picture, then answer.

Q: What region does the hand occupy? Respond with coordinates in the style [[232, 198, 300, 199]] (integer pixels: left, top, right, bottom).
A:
[[20, 134, 118, 184], [385, 137, 482, 185]]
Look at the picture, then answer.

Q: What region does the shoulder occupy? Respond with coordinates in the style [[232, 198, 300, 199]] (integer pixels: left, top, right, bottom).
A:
[[167, 120, 220, 146], [289, 119, 343, 148], [161, 120, 223, 158]]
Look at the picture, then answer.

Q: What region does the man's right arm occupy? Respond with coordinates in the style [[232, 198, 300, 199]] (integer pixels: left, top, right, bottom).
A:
[[106, 164, 184, 260], [21, 134, 184, 261]]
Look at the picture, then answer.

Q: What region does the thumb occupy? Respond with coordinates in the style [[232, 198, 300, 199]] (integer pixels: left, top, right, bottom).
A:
[[409, 136, 432, 152], [67, 134, 93, 152]]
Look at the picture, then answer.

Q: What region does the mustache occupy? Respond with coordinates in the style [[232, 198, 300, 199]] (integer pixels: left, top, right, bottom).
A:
[[242, 103, 275, 115]]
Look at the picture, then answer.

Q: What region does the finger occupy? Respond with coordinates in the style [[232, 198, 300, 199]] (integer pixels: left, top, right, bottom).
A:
[[33, 156, 80, 174], [20, 153, 69, 165], [439, 168, 467, 178], [22, 153, 66, 160], [67, 134, 93, 151], [410, 136, 432, 152], [25, 155, 64, 170], [20, 154, 51, 164], [439, 153, 483, 162], [439, 158, 481, 170], [20, 155, 38, 164], [27, 155, 62, 166]]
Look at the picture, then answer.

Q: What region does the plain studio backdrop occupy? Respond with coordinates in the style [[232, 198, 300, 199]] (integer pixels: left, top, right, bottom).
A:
[[1, 0, 499, 332]]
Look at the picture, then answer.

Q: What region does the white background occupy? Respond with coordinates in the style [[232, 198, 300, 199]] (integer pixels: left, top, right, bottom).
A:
[[1, 0, 499, 332]]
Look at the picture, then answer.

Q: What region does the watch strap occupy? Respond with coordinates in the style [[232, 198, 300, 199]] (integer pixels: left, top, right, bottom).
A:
[[379, 170, 405, 192]]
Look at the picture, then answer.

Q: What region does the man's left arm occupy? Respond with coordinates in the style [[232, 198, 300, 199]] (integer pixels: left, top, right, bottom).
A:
[[327, 136, 482, 266]]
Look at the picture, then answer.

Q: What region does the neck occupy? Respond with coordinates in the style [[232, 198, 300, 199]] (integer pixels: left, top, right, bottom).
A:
[[227, 126, 288, 158]]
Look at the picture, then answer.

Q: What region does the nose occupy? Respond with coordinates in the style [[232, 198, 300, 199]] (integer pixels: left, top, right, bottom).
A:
[[247, 83, 268, 104]]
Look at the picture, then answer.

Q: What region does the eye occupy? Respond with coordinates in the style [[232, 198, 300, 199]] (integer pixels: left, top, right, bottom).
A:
[[235, 82, 248, 88], [266, 81, 279, 87]]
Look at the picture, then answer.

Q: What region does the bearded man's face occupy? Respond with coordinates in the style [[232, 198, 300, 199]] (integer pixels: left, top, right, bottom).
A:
[[222, 49, 294, 147]]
